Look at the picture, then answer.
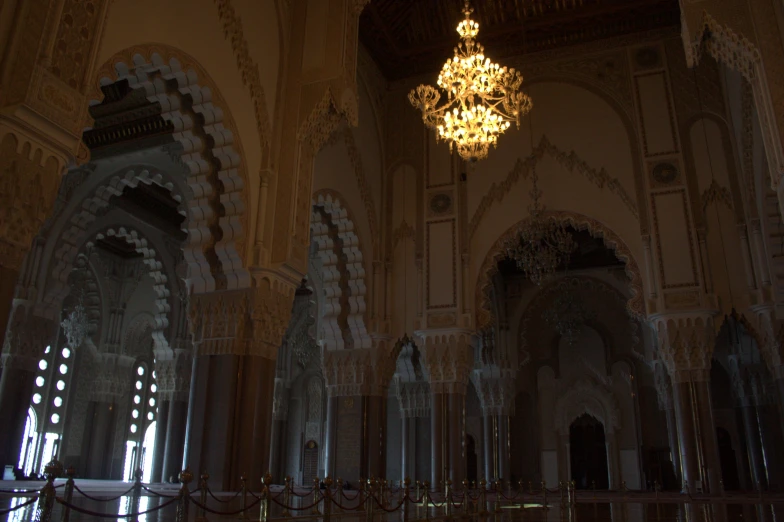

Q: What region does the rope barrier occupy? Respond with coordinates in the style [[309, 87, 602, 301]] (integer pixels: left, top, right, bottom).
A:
[[53, 495, 179, 518], [206, 485, 242, 503], [270, 492, 323, 511], [289, 486, 316, 498], [188, 495, 261, 515], [139, 484, 183, 498], [71, 483, 137, 502], [0, 497, 38, 515]]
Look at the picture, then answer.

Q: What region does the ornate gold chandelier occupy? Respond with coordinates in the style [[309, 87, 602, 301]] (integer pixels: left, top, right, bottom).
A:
[[504, 166, 575, 286], [408, 1, 532, 162]]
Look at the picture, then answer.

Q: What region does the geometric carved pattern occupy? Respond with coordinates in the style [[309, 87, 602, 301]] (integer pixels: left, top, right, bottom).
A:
[[475, 211, 645, 330], [88, 50, 250, 293], [311, 192, 371, 351], [553, 377, 621, 435]]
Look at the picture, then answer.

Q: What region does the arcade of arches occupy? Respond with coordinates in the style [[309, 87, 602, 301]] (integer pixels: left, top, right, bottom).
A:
[[3, 0, 784, 496]]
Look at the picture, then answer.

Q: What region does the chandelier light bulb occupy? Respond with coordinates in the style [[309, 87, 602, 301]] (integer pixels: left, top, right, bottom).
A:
[[409, 0, 532, 162]]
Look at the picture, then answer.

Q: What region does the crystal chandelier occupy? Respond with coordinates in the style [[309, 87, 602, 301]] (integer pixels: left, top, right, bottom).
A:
[[61, 300, 89, 349], [543, 290, 595, 346], [504, 166, 575, 285], [408, 1, 532, 162]]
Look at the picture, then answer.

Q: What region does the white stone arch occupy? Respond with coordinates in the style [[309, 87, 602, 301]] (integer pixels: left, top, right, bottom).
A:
[[310, 191, 371, 351], [45, 165, 187, 311], [83, 225, 175, 354], [553, 378, 621, 436], [85, 49, 249, 294]]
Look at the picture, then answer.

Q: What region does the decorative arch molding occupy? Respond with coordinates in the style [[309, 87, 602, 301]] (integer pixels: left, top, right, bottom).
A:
[[87, 47, 250, 293], [46, 166, 185, 310], [468, 135, 639, 241], [518, 276, 642, 363], [475, 211, 645, 330], [84, 226, 174, 354], [123, 312, 156, 360], [69, 253, 104, 348], [310, 191, 371, 351], [685, 12, 784, 197], [553, 377, 621, 435]]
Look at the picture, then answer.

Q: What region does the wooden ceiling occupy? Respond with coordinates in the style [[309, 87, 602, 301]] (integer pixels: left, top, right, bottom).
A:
[[359, 0, 681, 80]]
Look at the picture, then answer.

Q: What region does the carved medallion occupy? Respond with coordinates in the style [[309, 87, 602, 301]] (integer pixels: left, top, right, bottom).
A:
[[429, 193, 452, 215], [634, 47, 661, 70], [651, 162, 680, 187]]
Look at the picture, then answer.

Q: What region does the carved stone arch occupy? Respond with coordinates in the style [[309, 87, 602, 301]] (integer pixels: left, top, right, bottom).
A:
[[68, 253, 104, 347], [471, 74, 648, 236], [553, 377, 621, 435], [83, 225, 174, 353], [476, 211, 645, 330], [684, 12, 784, 200], [45, 165, 187, 310], [310, 191, 371, 351], [87, 46, 250, 294], [682, 112, 745, 227]]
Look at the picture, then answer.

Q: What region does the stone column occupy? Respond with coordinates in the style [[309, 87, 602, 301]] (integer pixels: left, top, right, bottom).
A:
[[0, 307, 56, 469], [448, 392, 466, 482], [268, 380, 289, 482], [184, 284, 294, 490], [323, 395, 337, 478], [605, 432, 619, 490], [401, 415, 410, 480], [431, 391, 445, 487], [86, 401, 116, 479], [151, 401, 169, 482], [656, 313, 718, 493], [497, 414, 510, 483], [483, 414, 495, 481], [739, 396, 767, 490], [655, 362, 682, 484], [162, 399, 188, 483]]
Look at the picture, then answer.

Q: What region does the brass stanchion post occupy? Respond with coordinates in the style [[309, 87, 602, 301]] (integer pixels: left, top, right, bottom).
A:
[[366, 478, 375, 522], [403, 477, 411, 522], [541, 480, 547, 509], [359, 478, 366, 512], [312, 477, 321, 515], [463, 479, 471, 514], [240, 473, 248, 520], [335, 477, 344, 513], [282, 476, 292, 517], [176, 469, 193, 522], [61, 466, 75, 522], [494, 480, 501, 513], [34, 460, 61, 522], [131, 468, 143, 522], [423, 481, 430, 521], [479, 479, 487, 514], [259, 472, 271, 522], [445, 479, 453, 517], [324, 477, 333, 522], [197, 472, 209, 522]]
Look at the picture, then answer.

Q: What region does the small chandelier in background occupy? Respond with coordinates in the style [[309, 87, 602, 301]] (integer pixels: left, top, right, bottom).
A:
[[504, 166, 575, 285], [408, 0, 533, 162], [543, 291, 595, 346]]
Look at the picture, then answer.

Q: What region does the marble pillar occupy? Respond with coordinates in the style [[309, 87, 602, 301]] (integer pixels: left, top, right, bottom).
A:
[[162, 399, 188, 483], [497, 415, 510, 483], [268, 417, 287, 482], [693, 380, 722, 494], [483, 414, 495, 481], [364, 395, 387, 479], [740, 397, 767, 491], [448, 393, 465, 482], [323, 395, 337, 478], [664, 407, 682, 483], [671, 381, 700, 490], [757, 403, 783, 490], [86, 401, 115, 478], [431, 392, 445, 487], [401, 415, 410, 480], [151, 401, 170, 482]]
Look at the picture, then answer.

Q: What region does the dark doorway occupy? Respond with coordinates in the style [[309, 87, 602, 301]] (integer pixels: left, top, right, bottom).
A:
[[303, 440, 319, 486], [570, 414, 609, 489], [716, 428, 740, 490], [466, 435, 478, 483]]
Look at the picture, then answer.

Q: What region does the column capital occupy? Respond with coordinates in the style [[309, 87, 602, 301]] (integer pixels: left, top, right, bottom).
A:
[[155, 351, 192, 402], [188, 275, 297, 358], [652, 311, 717, 382], [416, 329, 474, 395], [2, 304, 58, 371], [472, 371, 516, 416], [323, 342, 397, 397]]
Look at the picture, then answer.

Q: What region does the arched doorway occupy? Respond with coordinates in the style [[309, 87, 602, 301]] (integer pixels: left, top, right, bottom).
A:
[[570, 414, 609, 489], [466, 435, 478, 483], [716, 428, 740, 491]]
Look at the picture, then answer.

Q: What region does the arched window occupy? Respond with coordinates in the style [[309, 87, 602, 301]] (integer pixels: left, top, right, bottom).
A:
[[122, 361, 158, 481], [17, 408, 37, 476]]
